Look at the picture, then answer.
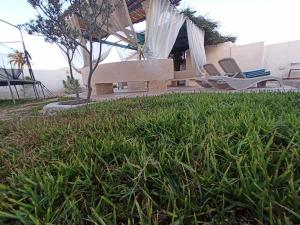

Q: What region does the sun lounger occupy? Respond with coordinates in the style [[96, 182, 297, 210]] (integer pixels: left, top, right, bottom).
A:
[[219, 58, 272, 78], [203, 63, 222, 76], [192, 63, 222, 88], [206, 58, 283, 90], [207, 75, 284, 90]]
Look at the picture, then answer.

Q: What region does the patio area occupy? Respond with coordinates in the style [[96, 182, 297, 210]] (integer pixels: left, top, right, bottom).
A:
[[88, 83, 299, 102]]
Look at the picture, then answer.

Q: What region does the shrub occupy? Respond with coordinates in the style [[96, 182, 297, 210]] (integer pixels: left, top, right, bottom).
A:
[[63, 75, 81, 95]]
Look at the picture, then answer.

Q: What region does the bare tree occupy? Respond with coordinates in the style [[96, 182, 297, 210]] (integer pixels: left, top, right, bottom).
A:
[[25, 11, 81, 101], [26, 0, 117, 102]]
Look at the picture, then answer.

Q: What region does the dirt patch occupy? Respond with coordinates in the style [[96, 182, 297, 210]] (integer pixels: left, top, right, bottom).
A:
[[0, 98, 58, 121]]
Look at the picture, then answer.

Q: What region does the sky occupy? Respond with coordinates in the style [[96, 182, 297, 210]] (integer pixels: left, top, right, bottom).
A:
[[180, 0, 300, 44], [0, 0, 300, 69]]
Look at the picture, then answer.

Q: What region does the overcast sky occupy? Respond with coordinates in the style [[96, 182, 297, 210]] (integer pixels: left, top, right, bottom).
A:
[[0, 0, 300, 69], [180, 0, 300, 44]]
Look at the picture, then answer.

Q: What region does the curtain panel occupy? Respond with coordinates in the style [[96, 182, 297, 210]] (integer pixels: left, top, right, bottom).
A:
[[186, 19, 206, 75], [143, 0, 185, 59]]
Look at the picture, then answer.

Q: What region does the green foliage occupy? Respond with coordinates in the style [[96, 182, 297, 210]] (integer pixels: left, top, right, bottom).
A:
[[62, 75, 81, 94], [181, 8, 237, 46], [0, 93, 300, 224], [25, 0, 81, 51]]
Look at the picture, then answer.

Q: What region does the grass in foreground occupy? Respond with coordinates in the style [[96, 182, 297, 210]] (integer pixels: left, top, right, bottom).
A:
[[0, 93, 300, 224]]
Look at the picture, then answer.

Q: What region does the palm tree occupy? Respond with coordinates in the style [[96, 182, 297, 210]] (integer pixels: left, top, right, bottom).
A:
[[8, 50, 26, 70]]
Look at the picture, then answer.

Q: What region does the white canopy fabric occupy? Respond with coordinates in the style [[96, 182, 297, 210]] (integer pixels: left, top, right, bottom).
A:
[[116, 47, 137, 61], [186, 19, 206, 75], [100, 0, 138, 46], [70, 39, 112, 72], [143, 0, 206, 75], [67, 0, 138, 70], [142, 0, 185, 59]]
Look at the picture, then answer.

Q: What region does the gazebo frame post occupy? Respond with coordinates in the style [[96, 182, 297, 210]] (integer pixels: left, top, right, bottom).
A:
[[14, 85, 20, 99], [33, 82, 39, 99], [39, 82, 45, 98], [7, 80, 15, 104]]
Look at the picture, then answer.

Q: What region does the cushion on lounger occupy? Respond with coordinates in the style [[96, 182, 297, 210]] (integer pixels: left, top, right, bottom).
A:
[[244, 69, 271, 78]]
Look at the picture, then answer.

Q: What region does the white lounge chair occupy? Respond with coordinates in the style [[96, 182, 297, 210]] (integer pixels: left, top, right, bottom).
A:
[[206, 58, 284, 90], [192, 63, 222, 88], [203, 63, 222, 76]]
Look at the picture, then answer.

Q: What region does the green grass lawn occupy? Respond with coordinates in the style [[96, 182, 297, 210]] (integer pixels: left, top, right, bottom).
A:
[[0, 93, 299, 224]]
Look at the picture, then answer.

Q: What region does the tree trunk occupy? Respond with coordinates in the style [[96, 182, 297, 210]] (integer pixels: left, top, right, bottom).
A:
[[86, 39, 94, 103], [67, 57, 80, 102], [86, 71, 93, 102]]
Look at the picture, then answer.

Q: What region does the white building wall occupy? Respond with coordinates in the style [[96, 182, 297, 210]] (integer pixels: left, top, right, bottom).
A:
[[0, 68, 83, 99], [264, 40, 300, 78], [231, 42, 265, 71], [205, 42, 265, 72], [205, 40, 300, 78]]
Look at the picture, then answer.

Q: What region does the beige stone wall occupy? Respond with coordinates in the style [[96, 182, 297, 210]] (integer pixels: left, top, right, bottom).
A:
[[174, 70, 197, 80], [148, 80, 168, 92], [82, 59, 174, 95], [95, 83, 113, 95], [82, 59, 174, 85], [127, 81, 148, 91]]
